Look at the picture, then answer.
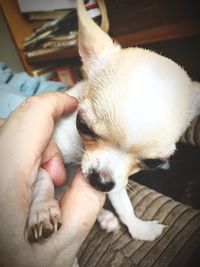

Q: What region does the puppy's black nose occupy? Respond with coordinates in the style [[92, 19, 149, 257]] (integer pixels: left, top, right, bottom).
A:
[[88, 170, 115, 192]]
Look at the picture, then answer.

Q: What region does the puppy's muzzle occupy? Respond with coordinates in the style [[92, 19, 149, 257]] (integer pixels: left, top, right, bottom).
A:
[[88, 170, 115, 192]]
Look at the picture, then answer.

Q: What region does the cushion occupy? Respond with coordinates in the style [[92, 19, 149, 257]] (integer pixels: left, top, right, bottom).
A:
[[78, 180, 200, 267]]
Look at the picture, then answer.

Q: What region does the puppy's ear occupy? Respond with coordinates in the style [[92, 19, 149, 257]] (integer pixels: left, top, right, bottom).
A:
[[77, 0, 120, 76]]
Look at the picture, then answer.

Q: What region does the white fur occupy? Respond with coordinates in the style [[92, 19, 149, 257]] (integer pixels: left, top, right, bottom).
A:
[[108, 188, 165, 241], [53, 82, 85, 164], [27, 0, 200, 244], [81, 146, 133, 187], [97, 208, 120, 232]]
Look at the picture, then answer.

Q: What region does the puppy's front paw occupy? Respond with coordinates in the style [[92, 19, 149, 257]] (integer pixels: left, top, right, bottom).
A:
[[26, 199, 62, 242], [98, 209, 120, 232], [129, 219, 165, 241]]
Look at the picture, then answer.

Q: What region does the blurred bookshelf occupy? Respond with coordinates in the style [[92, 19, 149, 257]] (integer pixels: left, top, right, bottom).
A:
[[1, 0, 200, 81], [0, 0, 106, 85]]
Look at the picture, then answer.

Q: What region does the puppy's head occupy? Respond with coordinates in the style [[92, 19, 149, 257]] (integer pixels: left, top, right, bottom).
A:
[[76, 0, 193, 192]]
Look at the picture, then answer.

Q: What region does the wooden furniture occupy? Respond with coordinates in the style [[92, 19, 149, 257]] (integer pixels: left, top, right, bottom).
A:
[[1, 0, 200, 79], [106, 0, 200, 47]]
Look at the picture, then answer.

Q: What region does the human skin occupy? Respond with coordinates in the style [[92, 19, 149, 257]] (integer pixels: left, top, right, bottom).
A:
[[0, 92, 105, 267]]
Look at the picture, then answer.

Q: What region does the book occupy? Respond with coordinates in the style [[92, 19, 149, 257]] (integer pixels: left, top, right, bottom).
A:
[[24, 0, 101, 51], [18, 0, 78, 13], [18, 0, 95, 13], [42, 32, 78, 49], [55, 66, 77, 86], [32, 64, 82, 86], [32, 66, 57, 80], [28, 10, 71, 21], [25, 47, 66, 58]]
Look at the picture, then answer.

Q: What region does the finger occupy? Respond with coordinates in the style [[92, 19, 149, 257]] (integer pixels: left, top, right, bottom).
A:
[[0, 118, 5, 128], [42, 140, 67, 186], [56, 172, 105, 250], [0, 92, 77, 179], [32, 172, 105, 265]]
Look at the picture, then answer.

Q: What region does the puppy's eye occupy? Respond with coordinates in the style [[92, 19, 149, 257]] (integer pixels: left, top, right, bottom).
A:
[[140, 159, 166, 170], [76, 113, 96, 139]]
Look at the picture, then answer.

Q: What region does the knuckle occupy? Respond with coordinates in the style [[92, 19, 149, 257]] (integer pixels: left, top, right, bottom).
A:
[[23, 96, 41, 106], [20, 96, 43, 110]]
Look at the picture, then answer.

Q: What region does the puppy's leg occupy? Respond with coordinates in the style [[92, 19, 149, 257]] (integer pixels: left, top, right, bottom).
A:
[[108, 187, 165, 241], [97, 208, 120, 232], [72, 257, 79, 267], [26, 168, 61, 242]]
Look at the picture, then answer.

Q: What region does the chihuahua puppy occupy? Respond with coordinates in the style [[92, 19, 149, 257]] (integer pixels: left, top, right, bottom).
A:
[[26, 0, 200, 243]]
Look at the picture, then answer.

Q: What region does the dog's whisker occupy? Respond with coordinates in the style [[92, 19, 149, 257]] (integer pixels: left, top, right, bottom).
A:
[[71, 143, 85, 154], [127, 184, 144, 210], [69, 147, 82, 155], [126, 183, 146, 214], [166, 158, 181, 164], [127, 184, 146, 211], [67, 162, 82, 169]]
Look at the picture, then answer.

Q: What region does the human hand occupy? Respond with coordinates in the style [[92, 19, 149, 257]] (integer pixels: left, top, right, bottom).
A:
[[0, 93, 105, 267]]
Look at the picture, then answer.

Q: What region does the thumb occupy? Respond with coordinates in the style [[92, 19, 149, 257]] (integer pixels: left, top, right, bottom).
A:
[[61, 171, 105, 235], [57, 172, 105, 251]]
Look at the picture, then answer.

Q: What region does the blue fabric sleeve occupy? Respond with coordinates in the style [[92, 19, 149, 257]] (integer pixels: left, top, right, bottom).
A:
[[0, 83, 26, 119], [0, 62, 67, 119]]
